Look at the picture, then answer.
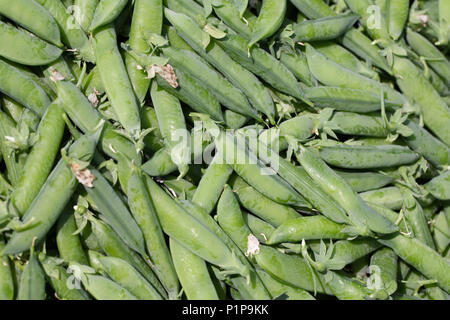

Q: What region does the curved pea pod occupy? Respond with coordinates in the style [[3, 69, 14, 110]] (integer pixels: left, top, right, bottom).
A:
[[56, 208, 89, 265], [124, 52, 150, 106], [0, 240, 14, 300], [406, 29, 450, 88], [165, 0, 203, 20], [0, 0, 61, 46], [344, 0, 389, 41], [255, 245, 332, 294], [81, 274, 138, 300], [387, 0, 409, 40], [303, 86, 399, 113], [93, 25, 141, 137], [438, 0, 450, 45], [256, 269, 315, 300], [99, 256, 163, 300], [278, 113, 316, 141], [293, 14, 358, 42], [330, 112, 388, 137], [289, 0, 335, 19], [216, 34, 306, 102], [89, 0, 129, 31], [10, 101, 65, 216], [39, 255, 90, 300], [217, 131, 308, 207], [3, 133, 98, 255], [127, 167, 179, 299], [432, 211, 450, 254], [359, 187, 404, 211], [150, 81, 189, 178], [403, 119, 450, 168], [129, 0, 162, 51], [249, 0, 286, 48], [313, 42, 378, 79], [0, 58, 50, 117], [243, 213, 275, 242], [161, 47, 257, 120], [393, 56, 450, 146], [369, 247, 398, 297], [34, 0, 95, 63], [17, 249, 46, 300], [305, 45, 403, 105], [335, 170, 395, 193], [230, 175, 301, 227], [324, 270, 373, 300], [425, 171, 450, 201], [296, 146, 398, 235], [74, 0, 100, 31], [155, 68, 224, 122], [165, 9, 274, 123], [268, 216, 359, 244], [318, 145, 419, 170], [141, 106, 164, 153], [379, 233, 450, 294], [170, 238, 219, 300], [142, 147, 178, 177], [192, 154, 233, 214], [145, 175, 250, 279], [0, 21, 62, 66], [55, 80, 139, 162], [279, 50, 316, 87]]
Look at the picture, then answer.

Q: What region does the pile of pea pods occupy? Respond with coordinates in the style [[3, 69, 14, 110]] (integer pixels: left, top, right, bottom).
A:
[[0, 0, 449, 301]]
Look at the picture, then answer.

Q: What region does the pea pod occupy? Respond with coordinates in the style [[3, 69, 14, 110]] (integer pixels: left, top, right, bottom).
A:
[[335, 170, 395, 193], [249, 0, 287, 48], [81, 274, 138, 300], [424, 171, 450, 201], [170, 237, 219, 300], [35, 0, 95, 63], [93, 25, 141, 137], [256, 269, 315, 300], [318, 145, 419, 170], [89, 0, 129, 31], [0, 0, 61, 46], [0, 58, 51, 117], [293, 14, 358, 42], [3, 132, 98, 255], [74, 0, 100, 31], [0, 239, 14, 300], [279, 50, 316, 87], [432, 211, 450, 254], [387, 0, 409, 40], [17, 249, 46, 300], [370, 247, 398, 297], [165, 9, 275, 123]]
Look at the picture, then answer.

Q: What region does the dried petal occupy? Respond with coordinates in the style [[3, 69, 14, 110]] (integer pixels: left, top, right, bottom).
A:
[[245, 234, 260, 258], [70, 163, 95, 188]]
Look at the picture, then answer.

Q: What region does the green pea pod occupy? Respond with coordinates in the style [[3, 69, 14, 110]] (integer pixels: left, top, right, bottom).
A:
[[17, 249, 46, 300], [89, 217, 167, 298], [406, 29, 450, 88], [425, 171, 450, 201], [0, 0, 62, 46], [141, 106, 164, 153], [318, 145, 419, 170], [0, 239, 14, 300], [392, 56, 450, 146], [93, 25, 141, 137], [99, 256, 163, 300], [3, 132, 98, 255], [0, 21, 62, 66], [81, 274, 138, 300], [89, 0, 129, 31], [369, 247, 398, 297], [161, 47, 257, 119], [224, 110, 249, 130], [438, 0, 450, 45], [379, 233, 450, 294], [279, 50, 316, 87], [324, 270, 372, 300], [330, 112, 388, 137], [296, 145, 398, 235], [344, 0, 389, 41], [170, 237, 219, 300], [127, 167, 179, 299], [432, 211, 450, 254], [335, 170, 395, 193], [192, 154, 233, 214], [124, 52, 150, 106], [0, 58, 51, 117], [164, 178, 197, 200], [145, 175, 250, 279], [289, 0, 334, 19], [166, 26, 194, 51], [150, 81, 189, 178], [216, 34, 306, 102], [256, 269, 315, 300], [35, 0, 95, 63], [11, 101, 65, 216], [249, 0, 287, 48], [243, 212, 276, 242], [142, 147, 178, 177], [231, 175, 300, 227], [165, 9, 274, 123], [39, 254, 90, 300], [387, 0, 409, 40], [74, 0, 100, 31], [55, 80, 140, 162], [217, 131, 308, 207], [56, 207, 89, 265], [268, 216, 359, 244], [155, 69, 224, 122], [402, 119, 450, 168], [206, 0, 252, 39], [293, 14, 358, 42]]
